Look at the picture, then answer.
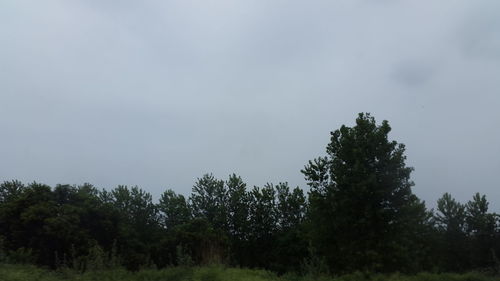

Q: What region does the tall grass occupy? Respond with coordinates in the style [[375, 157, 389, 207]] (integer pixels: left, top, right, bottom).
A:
[[0, 264, 499, 281]]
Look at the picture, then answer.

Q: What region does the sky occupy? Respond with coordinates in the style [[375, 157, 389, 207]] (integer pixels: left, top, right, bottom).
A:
[[1, 0, 499, 210]]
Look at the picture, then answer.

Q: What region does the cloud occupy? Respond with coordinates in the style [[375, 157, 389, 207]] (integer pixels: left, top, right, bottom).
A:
[[457, 1, 500, 60], [392, 60, 435, 88], [0, 0, 499, 210]]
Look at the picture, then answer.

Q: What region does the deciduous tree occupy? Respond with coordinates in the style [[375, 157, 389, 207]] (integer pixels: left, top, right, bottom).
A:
[[302, 113, 428, 273]]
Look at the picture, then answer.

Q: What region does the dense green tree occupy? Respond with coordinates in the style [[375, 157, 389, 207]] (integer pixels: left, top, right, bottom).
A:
[[1, 112, 500, 274], [466, 193, 496, 236], [190, 174, 228, 232], [248, 184, 277, 241], [435, 193, 466, 233], [0, 182, 121, 269], [110, 186, 160, 270], [225, 174, 250, 265], [0, 180, 25, 204], [434, 193, 469, 271], [0, 183, 56, 266], [226, 174, 249, 240], [275, 183, 306, 231], [465, 193, 498, 269], [302, 113, 429, 273], [158, 189, 191, 229], [246, 184, 277, 268], [74, 183, 120, 254], [273, 183, 308, 273], [170, 218, 228, 265], [155, 189, 193, 267], [111, 186, 158, 228]]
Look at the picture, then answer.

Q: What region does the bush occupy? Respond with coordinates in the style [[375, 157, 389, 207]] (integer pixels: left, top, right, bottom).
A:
[[177, 244, 194, 267], [7, 248, 36, 264]]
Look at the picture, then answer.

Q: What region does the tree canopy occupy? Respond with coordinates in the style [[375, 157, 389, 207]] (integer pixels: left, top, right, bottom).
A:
[[302, 113, 431, 272], [0, 113, 499, 274]]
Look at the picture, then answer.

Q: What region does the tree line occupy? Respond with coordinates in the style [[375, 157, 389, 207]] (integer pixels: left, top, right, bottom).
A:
[[0, 113, 499, 274]]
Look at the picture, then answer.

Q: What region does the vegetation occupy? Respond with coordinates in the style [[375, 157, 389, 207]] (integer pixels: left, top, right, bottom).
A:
[[0, 113, 499, 277], [1, 264, 500, 281]]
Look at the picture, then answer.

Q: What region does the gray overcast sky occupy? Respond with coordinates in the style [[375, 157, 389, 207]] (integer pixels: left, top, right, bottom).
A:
[[1, 0, 499, 209]]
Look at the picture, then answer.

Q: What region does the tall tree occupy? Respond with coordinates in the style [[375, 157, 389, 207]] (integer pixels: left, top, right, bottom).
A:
[[188, 174, 230, 264], [465, 193, 498, 268], [190, 174, 228, 232], [302, 113, 429, 273], [110, 186, 160, 270], [435, 193, 466, 233], [225, 174, 250, 265], [466, 193, 496, 236], [434, 193, 469, 271], [247, 184, 277, 268], [226, 174, 249, 240], [275, 183, 306, 231], [0, 180, 25, 204], [158, 189, 191, 230], [274, 183, 308, 273]]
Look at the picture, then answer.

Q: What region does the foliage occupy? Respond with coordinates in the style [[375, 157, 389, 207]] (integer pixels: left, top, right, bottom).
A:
[[1, 264, 500, 281], [302, 113, 432, 273], [0, 113, 499, 274], [159, 189, 191, 229]]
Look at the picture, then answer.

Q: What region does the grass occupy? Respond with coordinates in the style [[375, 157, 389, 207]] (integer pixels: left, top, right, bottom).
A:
[[0, 264, 499, 281]]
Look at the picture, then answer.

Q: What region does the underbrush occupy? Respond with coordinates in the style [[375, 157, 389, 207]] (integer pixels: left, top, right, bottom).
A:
[[0, 264, 498, 281]]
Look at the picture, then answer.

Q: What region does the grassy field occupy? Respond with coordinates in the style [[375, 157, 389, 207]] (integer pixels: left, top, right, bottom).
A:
[[1, 264, 499, 281]]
